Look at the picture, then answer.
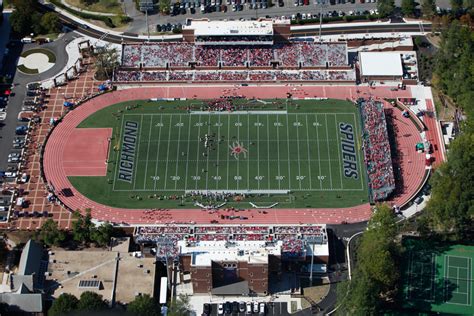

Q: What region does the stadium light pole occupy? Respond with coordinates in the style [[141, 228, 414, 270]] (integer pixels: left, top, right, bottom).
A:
[[309, 243, 315, 284], [318, 0, 325, 42]]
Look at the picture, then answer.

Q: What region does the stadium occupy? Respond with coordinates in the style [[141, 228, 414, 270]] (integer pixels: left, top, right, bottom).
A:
[[32, 19, 441, 283]]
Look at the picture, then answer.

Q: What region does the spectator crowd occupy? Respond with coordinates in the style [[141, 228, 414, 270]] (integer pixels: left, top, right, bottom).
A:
[[120, 42, 348, 69], [360, 99, 396, 201]]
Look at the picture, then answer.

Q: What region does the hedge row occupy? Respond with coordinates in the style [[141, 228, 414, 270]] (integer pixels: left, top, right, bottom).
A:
[[290, 14, 381, 25], [21, 48, 57, 63], [17, 64, 39, 75], [49, 0, 117, 28]]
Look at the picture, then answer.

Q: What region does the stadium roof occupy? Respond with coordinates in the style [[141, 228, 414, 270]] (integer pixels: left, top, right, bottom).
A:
[[178, 240, 281, 266], [360, 52, 403, 77], [185, 20, 274, 37]]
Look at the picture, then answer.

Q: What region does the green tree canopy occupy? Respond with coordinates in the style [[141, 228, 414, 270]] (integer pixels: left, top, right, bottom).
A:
[[377, 0, 395, 17], [426, 131, 474, 238], [127, 294, 160, 316], [168, 294, 192, 316], [433, 21, 474, 116], [401, 0, 417, 16], [40, 12, 61, 34], [49, 293, 79, 316], [9, 0, 43, 35], [77, 291, 107, 311], [421, 0, 436, 18], [94, 45, 120, 80], [72, 209, 94, 244], [90, 223, 114, 247], [337, 204, 400, 314], [36, 219, 66, 247]]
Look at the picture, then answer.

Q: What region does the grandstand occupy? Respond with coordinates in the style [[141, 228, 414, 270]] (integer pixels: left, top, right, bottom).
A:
[[116, 40, 353, 83], [134, 224, 328, 294], [359, 99, 396, 201]]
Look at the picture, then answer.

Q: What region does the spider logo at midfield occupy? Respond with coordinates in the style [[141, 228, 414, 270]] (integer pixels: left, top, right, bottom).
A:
[[229, 141, 248, 160]]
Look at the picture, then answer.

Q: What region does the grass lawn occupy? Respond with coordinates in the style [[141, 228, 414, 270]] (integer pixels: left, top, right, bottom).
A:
[[20, 48, 56, 63], [69, 98, 369, 209], [64, 0, 123, 14], [17, 64, 39, 74]]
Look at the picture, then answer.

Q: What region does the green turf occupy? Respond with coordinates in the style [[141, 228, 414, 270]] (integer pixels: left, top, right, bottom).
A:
[[400, 238, 474, 315], [69, 98, 369, 209], [20, 48, 56, 63]]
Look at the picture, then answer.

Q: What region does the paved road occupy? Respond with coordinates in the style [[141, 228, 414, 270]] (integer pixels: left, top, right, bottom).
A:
[[0, 26, 76, 174]]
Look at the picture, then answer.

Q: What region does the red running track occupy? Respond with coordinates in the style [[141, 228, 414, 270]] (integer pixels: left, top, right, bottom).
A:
[[43, 85, 425, 225]]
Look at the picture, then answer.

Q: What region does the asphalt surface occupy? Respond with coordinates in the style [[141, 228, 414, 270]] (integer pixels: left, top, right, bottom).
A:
[[0, 20, 77, 175], [207, 302, 291, 316]]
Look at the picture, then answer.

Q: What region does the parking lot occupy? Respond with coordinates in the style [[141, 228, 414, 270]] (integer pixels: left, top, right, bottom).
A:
[[205, 302, 291, 316]]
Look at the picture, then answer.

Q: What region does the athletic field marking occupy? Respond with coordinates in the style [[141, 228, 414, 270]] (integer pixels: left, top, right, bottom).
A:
[[324, 114, 333, 190], [143, 115, 153, 189], [444, 255, 472, 306], [112, 114, 126, 191], [132, 115, 144, 190], [335, 114, 344, 190], [113, 112, 365, 192]]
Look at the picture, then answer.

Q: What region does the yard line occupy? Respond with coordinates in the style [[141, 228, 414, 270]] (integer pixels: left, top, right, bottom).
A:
[[163, 115, 173, 190], [153, 116, 163, 191], [184, 115, 192, 191], [285, 112, 292, 190], [276, 115, 281, 190], [352, 113, 365, 190], [247, 114, 250, 190], [113, 114, 126, 191], [267, 115, 271, 189], [142, 115, 154, 190], [295, 114, 302, 190], [257, 115, 260, 190], [237, 114, 240, 190], [194, 116, 202, 190], [334, 114, 344, 189], [205, 114, 211, 191], [314, 114, 322, 190], [305, 116, 313, 190], [215, 115, 222, 189], [132, 115, 144, 190], [324, 114, 333, 190], [226, 115, 230, 190], [173, 115, 183, 191]]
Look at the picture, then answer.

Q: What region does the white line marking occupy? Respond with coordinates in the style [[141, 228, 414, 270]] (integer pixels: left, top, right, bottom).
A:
[[143, 115, 153, 189], [324, 114, 333, 190], [163, 115, 173, 190]]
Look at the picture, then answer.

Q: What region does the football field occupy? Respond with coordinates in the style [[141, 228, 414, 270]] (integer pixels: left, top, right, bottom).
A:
[[71, 99, 369, 209]]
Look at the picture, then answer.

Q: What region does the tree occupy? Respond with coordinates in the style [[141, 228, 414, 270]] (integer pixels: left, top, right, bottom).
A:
[[9, 0, 43, 35], [36, 219, 66, 247], [421, 0, 436, 18], [451, 0, 464, 12], [127, 294, 160, 316], [377, 0, 395, 17], [77, 291, 107, 312], [338, 204, 400, 314], [72, 209, 94, 244], [401, 0, 416, 16], [425, 131, 474, 239], [433, 21, 474, 115], [90, 223, 114, 247], [49, 293, 79, 316], [159, 0, 171, 14], [94, 45, 120, 80], [40, 12, 61, 34], [168, 294, 192, 316]]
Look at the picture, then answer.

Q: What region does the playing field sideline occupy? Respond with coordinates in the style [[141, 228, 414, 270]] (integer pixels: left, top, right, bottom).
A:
[[70, 98, 369, 209], [401, 238, 474, 315]]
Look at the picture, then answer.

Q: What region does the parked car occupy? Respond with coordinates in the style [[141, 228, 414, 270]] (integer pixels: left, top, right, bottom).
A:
[[239, 301, 246, 312], [203, 303, 211, 315], [20, 173, 29, 183], [259, 302, 266, 315], [4, 172, 17, 178], [253, 303, 259, 313], [224, 302, 232, 314], [217, 303, 224, 315], [8, 157, 20, 163]]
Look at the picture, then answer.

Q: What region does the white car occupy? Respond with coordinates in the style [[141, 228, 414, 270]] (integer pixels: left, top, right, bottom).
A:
[[259, 302, 266, 315], [5, 172, 17, 178], [8, 157, 20, 163], [253, 303, 259, 313], [20, 173, 29, 183], [8, 153, 20, 158], [217, 303, 224, 315]]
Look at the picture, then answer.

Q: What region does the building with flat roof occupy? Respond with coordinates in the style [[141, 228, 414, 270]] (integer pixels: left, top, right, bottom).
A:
[[359, 52, 404, 82], [182, 19, 290, 44], [135, 224, 329, 296]]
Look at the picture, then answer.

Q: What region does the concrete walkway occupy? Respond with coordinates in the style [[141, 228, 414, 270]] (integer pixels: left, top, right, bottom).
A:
[[60, 0, 118, 16]]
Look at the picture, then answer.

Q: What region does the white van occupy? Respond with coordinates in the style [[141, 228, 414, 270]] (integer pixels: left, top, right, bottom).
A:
[[21, 37, 33, 43]]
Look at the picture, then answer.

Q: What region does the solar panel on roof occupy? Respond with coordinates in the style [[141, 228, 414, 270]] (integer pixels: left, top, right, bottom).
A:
[[78, 280, 100, 289]]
